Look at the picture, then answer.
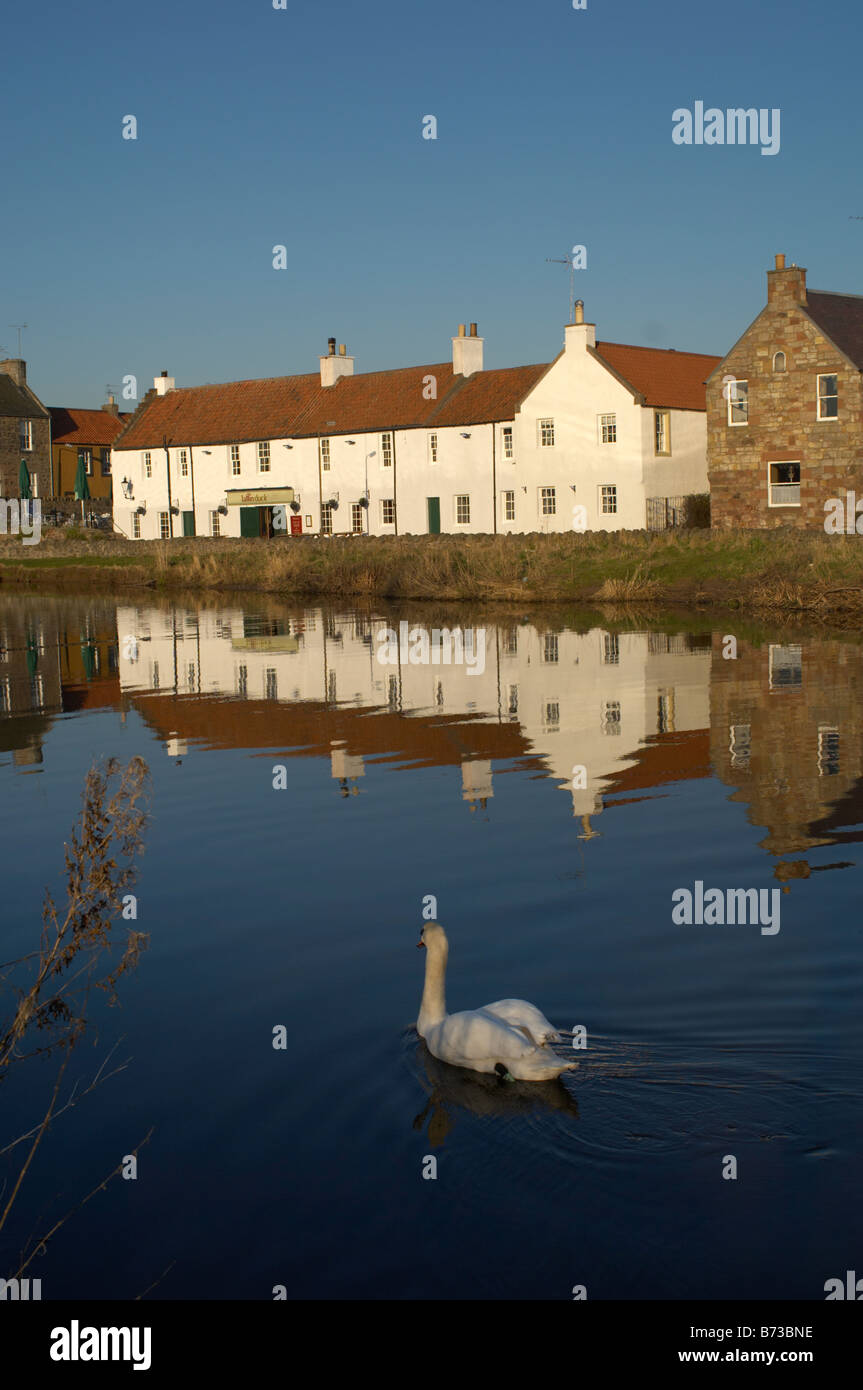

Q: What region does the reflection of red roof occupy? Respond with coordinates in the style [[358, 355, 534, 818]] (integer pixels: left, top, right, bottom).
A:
[[61, 677, 122, 713], [594, 342, 721, 411], [602, 728, 712, 795], [50, 408, 129, 446]]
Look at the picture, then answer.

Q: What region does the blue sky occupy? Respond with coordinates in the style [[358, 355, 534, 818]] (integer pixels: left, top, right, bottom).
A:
[[2, 0, 861, 404]]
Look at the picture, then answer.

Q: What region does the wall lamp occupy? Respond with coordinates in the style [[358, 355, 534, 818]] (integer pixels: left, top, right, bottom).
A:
[[460, 432, 471, 439]]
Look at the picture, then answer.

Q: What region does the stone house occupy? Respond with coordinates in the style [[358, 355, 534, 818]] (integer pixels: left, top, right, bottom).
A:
[[0, 359, 51, 499], [707, 255, 863, 529]]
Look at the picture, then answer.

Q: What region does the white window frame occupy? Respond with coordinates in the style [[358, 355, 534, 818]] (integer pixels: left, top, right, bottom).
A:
[[158, 512, 170, 539], [230, 444, 241, 476], [428, 432, 438, 464], [767, 460, 800, 508], [351, 502, 363, 533], [816, 373, 838, 421], [381, 431, 393, 468], [210, 510, 221, 537], [19, 419, 33, 451], [132, 513, 141, 539], [654, 409, 671, 455], [768, 644, 803, 692], [599, 484, 617, 515], [539, 486, 556, 516], [502, 490, 515, 522], [598, 413, 617, 444], [321, 438, 331, 471], [727, 379, 749, 426], [320, 502, 334, 535], [455, 494, 470, 525], [538, 418, 555, 448], [380, 498, 395, 526], [257, 440, 271, 472], [143, 451, 152, 479], [178, 448, 189, 477], [502, 425, 514, 460]]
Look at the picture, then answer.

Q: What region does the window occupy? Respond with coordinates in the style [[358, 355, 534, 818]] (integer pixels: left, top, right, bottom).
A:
[[768, 460, 800, 507], [179, 448, 189, 477], [654, 410, 671, 455], [600, 484, 617, 514], [818, 726, 840, 776], [543, 633, 559, 663], [258, 441, 270, 472], [538, 486, 556, 516], [351, 502, 363, 533], [502, 426, 514, 459], [603, 633, 619, 665], [657, 689, 674, 733], [132, 513, 141, 539], [817, 373, 838, 420], [428, 433, 438, 463], [320, 503, 333, 535], [727, 380, 748, 425], [236, 664, 248, 697], [80, 448, 92, 475], [381, 498, 395, 525], [502, 628, 518, 656], [321, 438, 331, 471], [231, 444, 241, 476], [265, 668, 278, 701], [159, 512, 170, 539], [538, 418, 554, 447], [19, 420, 32, 451], [210, 510, 221, 536], [455, 494, 470, 524], [544, 701, 560, 728], [603, 701, 621, 735], [151, 661, 160, 690], [503, 490, 515, 522], [101, 448, 111, 476], [381, 432, 393, 467], [143, 451, 152, 478], [768, 644, 802, 691], [772, 351, 786, 372], [507, 684, 518, 717], [599, 414, 617, 444]]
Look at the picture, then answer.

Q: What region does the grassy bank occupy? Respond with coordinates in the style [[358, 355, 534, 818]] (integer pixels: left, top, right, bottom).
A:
[[1, 528, 862, 615]]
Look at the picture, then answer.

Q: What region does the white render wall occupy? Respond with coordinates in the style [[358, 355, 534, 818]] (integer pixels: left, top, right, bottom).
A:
[[112, 327, 709, 539]]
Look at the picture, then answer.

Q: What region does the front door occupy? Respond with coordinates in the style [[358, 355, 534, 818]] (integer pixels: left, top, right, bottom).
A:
[[427, 497, 441, 534], [182, 510, 195, 537], [240, 506, 259, 538]]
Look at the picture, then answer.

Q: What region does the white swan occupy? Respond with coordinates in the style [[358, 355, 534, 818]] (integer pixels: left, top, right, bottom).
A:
[[416, 922, 577, 1082]]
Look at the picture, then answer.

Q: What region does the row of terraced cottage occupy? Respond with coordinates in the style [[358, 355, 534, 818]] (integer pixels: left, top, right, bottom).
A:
[[106, 253, 863, 540]]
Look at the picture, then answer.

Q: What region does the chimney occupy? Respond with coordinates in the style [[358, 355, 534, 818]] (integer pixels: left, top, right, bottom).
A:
[[320, 338, 354, 387], [154, 370, 175, 395], [0, 358, 26, 388], [767, 253, 807, 307], [564, 300, 596, 351], [452, 322, 484, 376], [103, 394, 119, 417]]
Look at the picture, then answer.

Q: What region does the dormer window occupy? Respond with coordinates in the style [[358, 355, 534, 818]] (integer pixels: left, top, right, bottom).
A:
[[772, 351, 786, 373]]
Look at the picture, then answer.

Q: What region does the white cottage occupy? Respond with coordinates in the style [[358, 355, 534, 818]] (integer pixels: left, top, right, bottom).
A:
[[110, 312, 719, 540]]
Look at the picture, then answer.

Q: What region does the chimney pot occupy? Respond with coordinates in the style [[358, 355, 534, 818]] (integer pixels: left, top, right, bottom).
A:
[[469, 322, 477, 337], [328, 337, 336, 356], [574, 300, 584, 324], [338, 344, 346, 356], [775, 253, 786, 270], [458, 324, 466, 337]]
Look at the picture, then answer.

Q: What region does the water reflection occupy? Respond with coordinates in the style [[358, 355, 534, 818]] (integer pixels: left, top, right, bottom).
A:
[[1, 595, 861, 875]]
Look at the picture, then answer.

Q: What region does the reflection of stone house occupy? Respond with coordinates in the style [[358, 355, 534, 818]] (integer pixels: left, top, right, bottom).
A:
[[709, 634, 863, 855], [708, 254, 863, 529], [0, 359, 51, 499]]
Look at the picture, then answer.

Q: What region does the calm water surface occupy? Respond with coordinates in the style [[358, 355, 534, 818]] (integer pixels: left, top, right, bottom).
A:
[[0, 593, 860, 1300]]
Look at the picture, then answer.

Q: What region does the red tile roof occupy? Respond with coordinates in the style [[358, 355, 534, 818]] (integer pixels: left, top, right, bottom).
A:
[[804, 291, 863, 370], [50, 407, 129, 446], [114, 341, 717, 451], [594, 342, 722, 410]]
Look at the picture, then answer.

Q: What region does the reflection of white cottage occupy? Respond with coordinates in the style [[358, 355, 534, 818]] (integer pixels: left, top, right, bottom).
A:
[[111, 313, 719, 540]]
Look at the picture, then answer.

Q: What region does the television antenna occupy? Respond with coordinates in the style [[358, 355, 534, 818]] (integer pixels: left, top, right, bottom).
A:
[[546, 255, 575, 323], [10, 324, 27, 357]]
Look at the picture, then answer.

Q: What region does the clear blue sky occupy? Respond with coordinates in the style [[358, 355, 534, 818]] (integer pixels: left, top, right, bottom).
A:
[[2, 0, 861, 405]]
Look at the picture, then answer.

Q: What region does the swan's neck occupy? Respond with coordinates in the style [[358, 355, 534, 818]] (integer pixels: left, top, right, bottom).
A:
[[417, 946, 447, 1036]]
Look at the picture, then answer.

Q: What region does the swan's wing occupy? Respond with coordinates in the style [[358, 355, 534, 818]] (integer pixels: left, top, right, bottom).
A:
[[480, 999, 560, 1045], [435, 1009, 540, 1064]]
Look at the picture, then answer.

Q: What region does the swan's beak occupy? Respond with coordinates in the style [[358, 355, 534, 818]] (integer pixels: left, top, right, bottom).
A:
[[416, 938, 425, 949]]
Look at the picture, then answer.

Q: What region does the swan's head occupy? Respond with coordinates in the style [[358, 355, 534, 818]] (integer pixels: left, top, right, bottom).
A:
[[416, 922, 448, 955]]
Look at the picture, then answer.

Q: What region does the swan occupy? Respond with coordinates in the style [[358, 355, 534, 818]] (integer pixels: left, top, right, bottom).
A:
[[415, 922, 578, 1082]]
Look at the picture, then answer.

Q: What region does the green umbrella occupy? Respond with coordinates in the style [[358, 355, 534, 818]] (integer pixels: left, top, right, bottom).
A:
[[26, 634, 38, 677], [18, 458, 31, 499], [74, 454, 91, 519]]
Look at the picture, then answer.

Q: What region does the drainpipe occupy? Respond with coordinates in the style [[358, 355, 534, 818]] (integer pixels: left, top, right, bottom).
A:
[[189, 444, 197, 535], [318, 438, 324, 536], [492, 422, 497, 535], [48, 415, 55, 499], [392, 429, 398, 536]]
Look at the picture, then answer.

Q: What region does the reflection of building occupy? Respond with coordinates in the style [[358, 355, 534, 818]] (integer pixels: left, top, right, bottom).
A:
[[710, 634, 863, 854]]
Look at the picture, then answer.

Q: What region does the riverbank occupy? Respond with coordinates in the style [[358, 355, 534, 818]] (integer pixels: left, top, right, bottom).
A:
[[1, 529, 862, 616]]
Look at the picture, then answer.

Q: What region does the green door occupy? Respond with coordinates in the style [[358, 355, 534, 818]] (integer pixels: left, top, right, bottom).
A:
[[240, 506, 259, 538], [427, 497, 441, 534], [182, 510, 195, 537]]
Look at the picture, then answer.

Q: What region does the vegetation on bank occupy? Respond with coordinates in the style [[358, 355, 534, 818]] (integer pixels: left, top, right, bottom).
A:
[[0, 528, 862, 614]]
